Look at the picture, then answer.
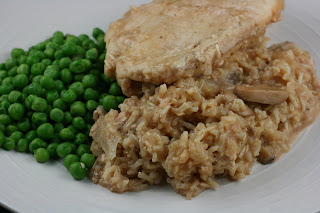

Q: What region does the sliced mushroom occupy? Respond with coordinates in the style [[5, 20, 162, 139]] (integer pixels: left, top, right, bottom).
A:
[[234, 84, 289, 105], [257, 146, 275, 165]]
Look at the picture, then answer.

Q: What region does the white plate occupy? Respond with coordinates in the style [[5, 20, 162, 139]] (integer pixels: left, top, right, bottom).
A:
[[1, 0, 320, 212]]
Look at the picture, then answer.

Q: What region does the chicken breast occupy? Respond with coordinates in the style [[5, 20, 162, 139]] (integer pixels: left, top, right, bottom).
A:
[[104, 0, 285, 96]]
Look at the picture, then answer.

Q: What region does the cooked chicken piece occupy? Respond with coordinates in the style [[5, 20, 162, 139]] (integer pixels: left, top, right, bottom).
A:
[[234, 84, 289, 105], [104, 0, 285, 96]]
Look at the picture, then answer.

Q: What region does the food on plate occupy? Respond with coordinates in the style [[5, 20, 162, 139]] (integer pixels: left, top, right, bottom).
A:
[[104, 0, 284, 96], [89, 0, 320, 199], [0, 28, 127, 180]]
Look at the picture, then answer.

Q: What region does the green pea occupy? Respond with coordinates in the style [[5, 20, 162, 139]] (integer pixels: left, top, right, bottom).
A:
[[62, 42, 77, 56], [22, 86, 28, 94], [72, 117, 85, 130], [17, 139, 29, 152], [80, 153, 95, 169], [61, 89, 77, 103], [25, 94, 36, 109], [53, 98, 67, 111], [12, 74, 29, 88], [28, 46, 35, 52], [63, 112, 73, 125], [73, 74, 85, 82], [70, 101, 86, 116], [40, 76, 54, 90], [76, 144, 91, 157], [54, 123, 64, 133], [11, 48, 25, 59], [102, 95, 118, 111], [81, 74, 96, 89], [36, 123, 54, 140], [60, 68, 72, 84], [34, 148, 50, 163], [116, 96, 126, 104], [85, 48, 99, 61], [86, 100, 98, 112], [47, 142, 59, 158], [54, 49, 64, 60], [43, 103, 51, 114], [44, 48, 54, 59], [41, 59, 52, 66], [108, 82, 123, 96], [69, 60, 86, 74], [54, 80, 65, 92], [0, 70, 8, 79], [0, 131, 5, 147], [31, 112, 48, 126], [5, 58, 17, 70], [35, 42, 45, 51], [31, 63, 45, 76], [56, 142, 73, 158], [17, 118, 31, 132], [60, 89, 67, 97], [25, 130, 37, 142], [17, 55, 27, 65], [64, 154, 80, 169], [78, 34, 89, 42], [67, 125, 77, 135], [9, 131, 24, 143], [0, 94, 8, 102], [3, 138, 15, 150], [69, 82, 84, 97], [20, 94, 28, 103], [29, 138, 47, 153], [8, 91, 22, 103], [66, 35, 81, 45], [74, 133, 87, 145], [53, 31, 64, 45], [8, 66, 17, 77], [58, 57, 72, 69], [32, 75, 42, 83], [92, 27, 104, 39], [0, 63, 6, 70], [31, 97, 47, 112], [26, 55, 40, 66], [29, 50, 45, 60], [28, 82, 42, 96], [46, 90, 59, 105], [100, 74, 112, 86], [45, 42, 59, 50], [8, 103, 25, 121], [17, 64, 30, 75], [44, 65, 59, 79], [81, 59, 92, 70], [0, 124, 5, 134], [0, 100, 10, 114], [2, 77, 13, 84], [83, 88, 99, 101], [0, 114, 12, 125], [0, 83, 14, 95], [50, 108, 64, 123], [81, 39, 92, 51], [97, 34, 106, 48], [6, 124, 18, 136], [69, 162, 87, 180], [59, 128, 74, 141]]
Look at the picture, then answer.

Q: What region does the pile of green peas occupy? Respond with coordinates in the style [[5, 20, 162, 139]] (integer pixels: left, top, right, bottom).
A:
[[0, 28, 126, 180]]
